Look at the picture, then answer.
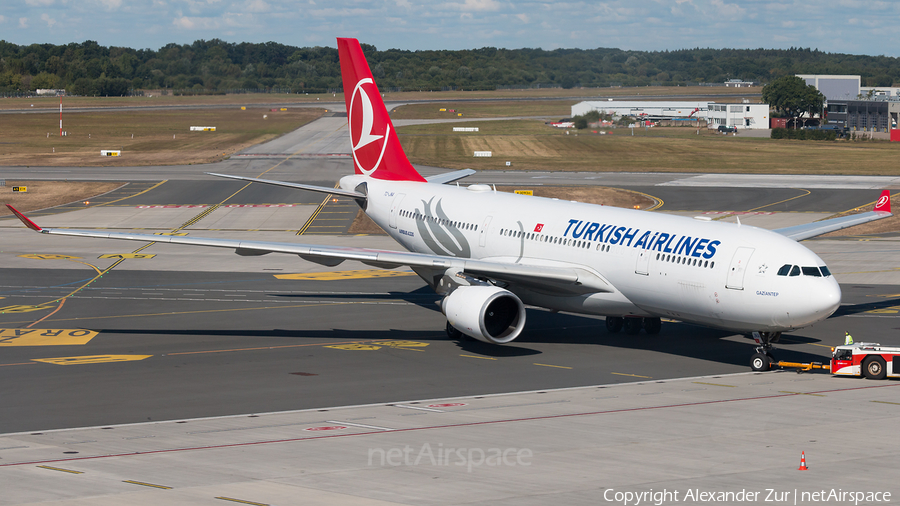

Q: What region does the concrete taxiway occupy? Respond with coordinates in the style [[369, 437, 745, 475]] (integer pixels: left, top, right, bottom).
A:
[[2, 111, 900, 504], [1, 372, 898, 505]]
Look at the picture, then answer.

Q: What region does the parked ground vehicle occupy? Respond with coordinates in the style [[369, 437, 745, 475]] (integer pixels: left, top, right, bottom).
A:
[[717, 125, 737, 134]]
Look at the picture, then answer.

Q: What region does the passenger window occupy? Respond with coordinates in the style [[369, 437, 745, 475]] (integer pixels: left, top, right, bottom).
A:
[[834, 349, 852, 361], [777, 264, 792, 276], [820, 266, 831, 277], [789, 265, 800, 276], [802, 266, 822, 277]]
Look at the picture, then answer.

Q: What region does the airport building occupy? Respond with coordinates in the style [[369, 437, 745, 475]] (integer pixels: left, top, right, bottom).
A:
[[571, 100, 770, 130], [799, 74, 900, 132], [826, 99, 900, 132], [796, 74, 861, 101]]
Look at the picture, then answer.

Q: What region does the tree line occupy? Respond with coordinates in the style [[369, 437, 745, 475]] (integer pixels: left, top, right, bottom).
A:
[[1, 39, 898, 96]]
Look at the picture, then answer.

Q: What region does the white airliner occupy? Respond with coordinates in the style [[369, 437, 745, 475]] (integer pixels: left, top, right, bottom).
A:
[[6, 38, 893, 371]]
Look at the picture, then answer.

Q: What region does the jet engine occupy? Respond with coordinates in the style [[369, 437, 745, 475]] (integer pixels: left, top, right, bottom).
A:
[[442, 285, 526, 344]]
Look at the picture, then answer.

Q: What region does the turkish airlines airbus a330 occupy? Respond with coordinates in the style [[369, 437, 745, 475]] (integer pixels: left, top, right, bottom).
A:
[[7, 38, 893, 371]]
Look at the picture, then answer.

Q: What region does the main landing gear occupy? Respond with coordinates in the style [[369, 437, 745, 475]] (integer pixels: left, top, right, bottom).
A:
[[749, 331, 781, 371], [605, 316, 661, 335]]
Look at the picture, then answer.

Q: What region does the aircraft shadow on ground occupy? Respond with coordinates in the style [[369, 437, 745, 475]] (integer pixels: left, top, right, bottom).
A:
[[99, 307, 830, 366], [512, 310, 831, 366], [270, 286, 442, 312], [831, 297, 900, 317]]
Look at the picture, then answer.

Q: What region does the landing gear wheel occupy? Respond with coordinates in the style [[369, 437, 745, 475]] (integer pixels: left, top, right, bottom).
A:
[[863, 356, 887, 380], [623, 317, 642, 335], [446, 321, 463, 340], [643, 317, 662, 335], [605, 317, 624, 333], [750, 352, 772, 371]]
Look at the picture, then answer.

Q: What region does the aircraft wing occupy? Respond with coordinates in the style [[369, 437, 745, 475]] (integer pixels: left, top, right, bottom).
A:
[[5, 205, 612, 296], [425, 169, 476, 185], [773, 190, 892, 241], [774, 211, 891, 241]]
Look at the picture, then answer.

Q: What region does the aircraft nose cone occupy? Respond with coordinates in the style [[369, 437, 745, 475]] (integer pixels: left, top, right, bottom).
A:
[[795, 278, 841, 327], [820, 279, 842, 316]]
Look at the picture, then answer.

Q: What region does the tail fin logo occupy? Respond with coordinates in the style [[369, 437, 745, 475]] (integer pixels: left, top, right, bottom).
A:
[[875, 192, 890, 211], [349, 78, 390, 177]]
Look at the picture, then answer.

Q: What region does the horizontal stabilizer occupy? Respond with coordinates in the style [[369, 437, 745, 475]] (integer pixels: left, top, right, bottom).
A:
[[425, 169, 476, 185], [205, 172, 366, 199]]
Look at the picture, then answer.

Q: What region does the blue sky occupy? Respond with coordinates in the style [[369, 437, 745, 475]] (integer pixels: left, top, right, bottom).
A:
[[3, 0, 899, 56]]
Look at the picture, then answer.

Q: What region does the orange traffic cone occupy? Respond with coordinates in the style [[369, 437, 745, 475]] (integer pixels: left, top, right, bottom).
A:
[[798, 451, 808, 471]]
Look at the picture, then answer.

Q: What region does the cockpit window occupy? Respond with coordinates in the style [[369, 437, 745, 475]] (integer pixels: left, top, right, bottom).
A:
[[777, 264, 792, 276], [820, 266, 832, 277], [789, 265, 801, 277], [802, 266, 822, 277]]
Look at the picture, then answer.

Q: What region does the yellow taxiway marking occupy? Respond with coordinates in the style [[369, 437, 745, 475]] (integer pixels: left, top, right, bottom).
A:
[[123, 480, 172, 490], [325, 343, 382, 351], [33, 355, 152, 365], [371, 341, 429, 348], [37, 466, 83, 474], [611, 372, 651, 378], [779, 391, 826, 397], [533, 363, 572, 369], [747, 188, 811, 212], [18, 254, 82, 260], [215, 497, 269, 506], [275, 269, 417, 281], [460, 354, 497, 360], [98, 253, 156, 259], [0, 329, 98, 346], [865, 306, 900, 313], [871, 400, 900, 406], [154, 232, 189, 236], [0, 300, 378, 326], [0, 304, 58, 314], [693, 381, 736, 388]]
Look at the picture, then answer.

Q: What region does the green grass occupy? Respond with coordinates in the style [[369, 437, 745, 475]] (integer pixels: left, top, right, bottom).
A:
[[396, 120, 900, 175], [0, 108, 324, 166]]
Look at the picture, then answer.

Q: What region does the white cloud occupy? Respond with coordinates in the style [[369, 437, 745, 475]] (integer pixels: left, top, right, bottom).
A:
[[26, 0, 55, 6], [0, 15, 5, 23], [444, 0, 502, 12], [95, 0, 123, 10], [41, 13, 57, 27], [19, 17, 28, 28], [515, 13, 529, 23], [709, 0, 745, 19], [172, 16, 196, 28], [245, 0, 271, 12]]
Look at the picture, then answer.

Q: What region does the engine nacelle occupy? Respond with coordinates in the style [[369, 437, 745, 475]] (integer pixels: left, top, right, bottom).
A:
[[442, 286, 526, 344]]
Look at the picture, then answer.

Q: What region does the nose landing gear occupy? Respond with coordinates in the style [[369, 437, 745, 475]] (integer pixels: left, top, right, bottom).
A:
[[749, 331, 781, 371]]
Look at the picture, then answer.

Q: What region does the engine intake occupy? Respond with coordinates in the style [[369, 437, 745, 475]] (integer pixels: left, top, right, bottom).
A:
[[442, 286, 526, 344]]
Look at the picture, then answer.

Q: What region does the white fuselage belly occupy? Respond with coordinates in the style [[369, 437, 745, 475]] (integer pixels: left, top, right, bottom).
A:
[[346, 176, 841, 333]]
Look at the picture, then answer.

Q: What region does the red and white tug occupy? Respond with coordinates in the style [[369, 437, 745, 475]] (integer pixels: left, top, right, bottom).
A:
[[831, 342, 900, 380]]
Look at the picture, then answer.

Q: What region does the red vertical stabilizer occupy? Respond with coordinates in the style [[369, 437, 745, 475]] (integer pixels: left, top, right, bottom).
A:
[[874, 190, 891, 213], [337, 38, 426, 182]]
